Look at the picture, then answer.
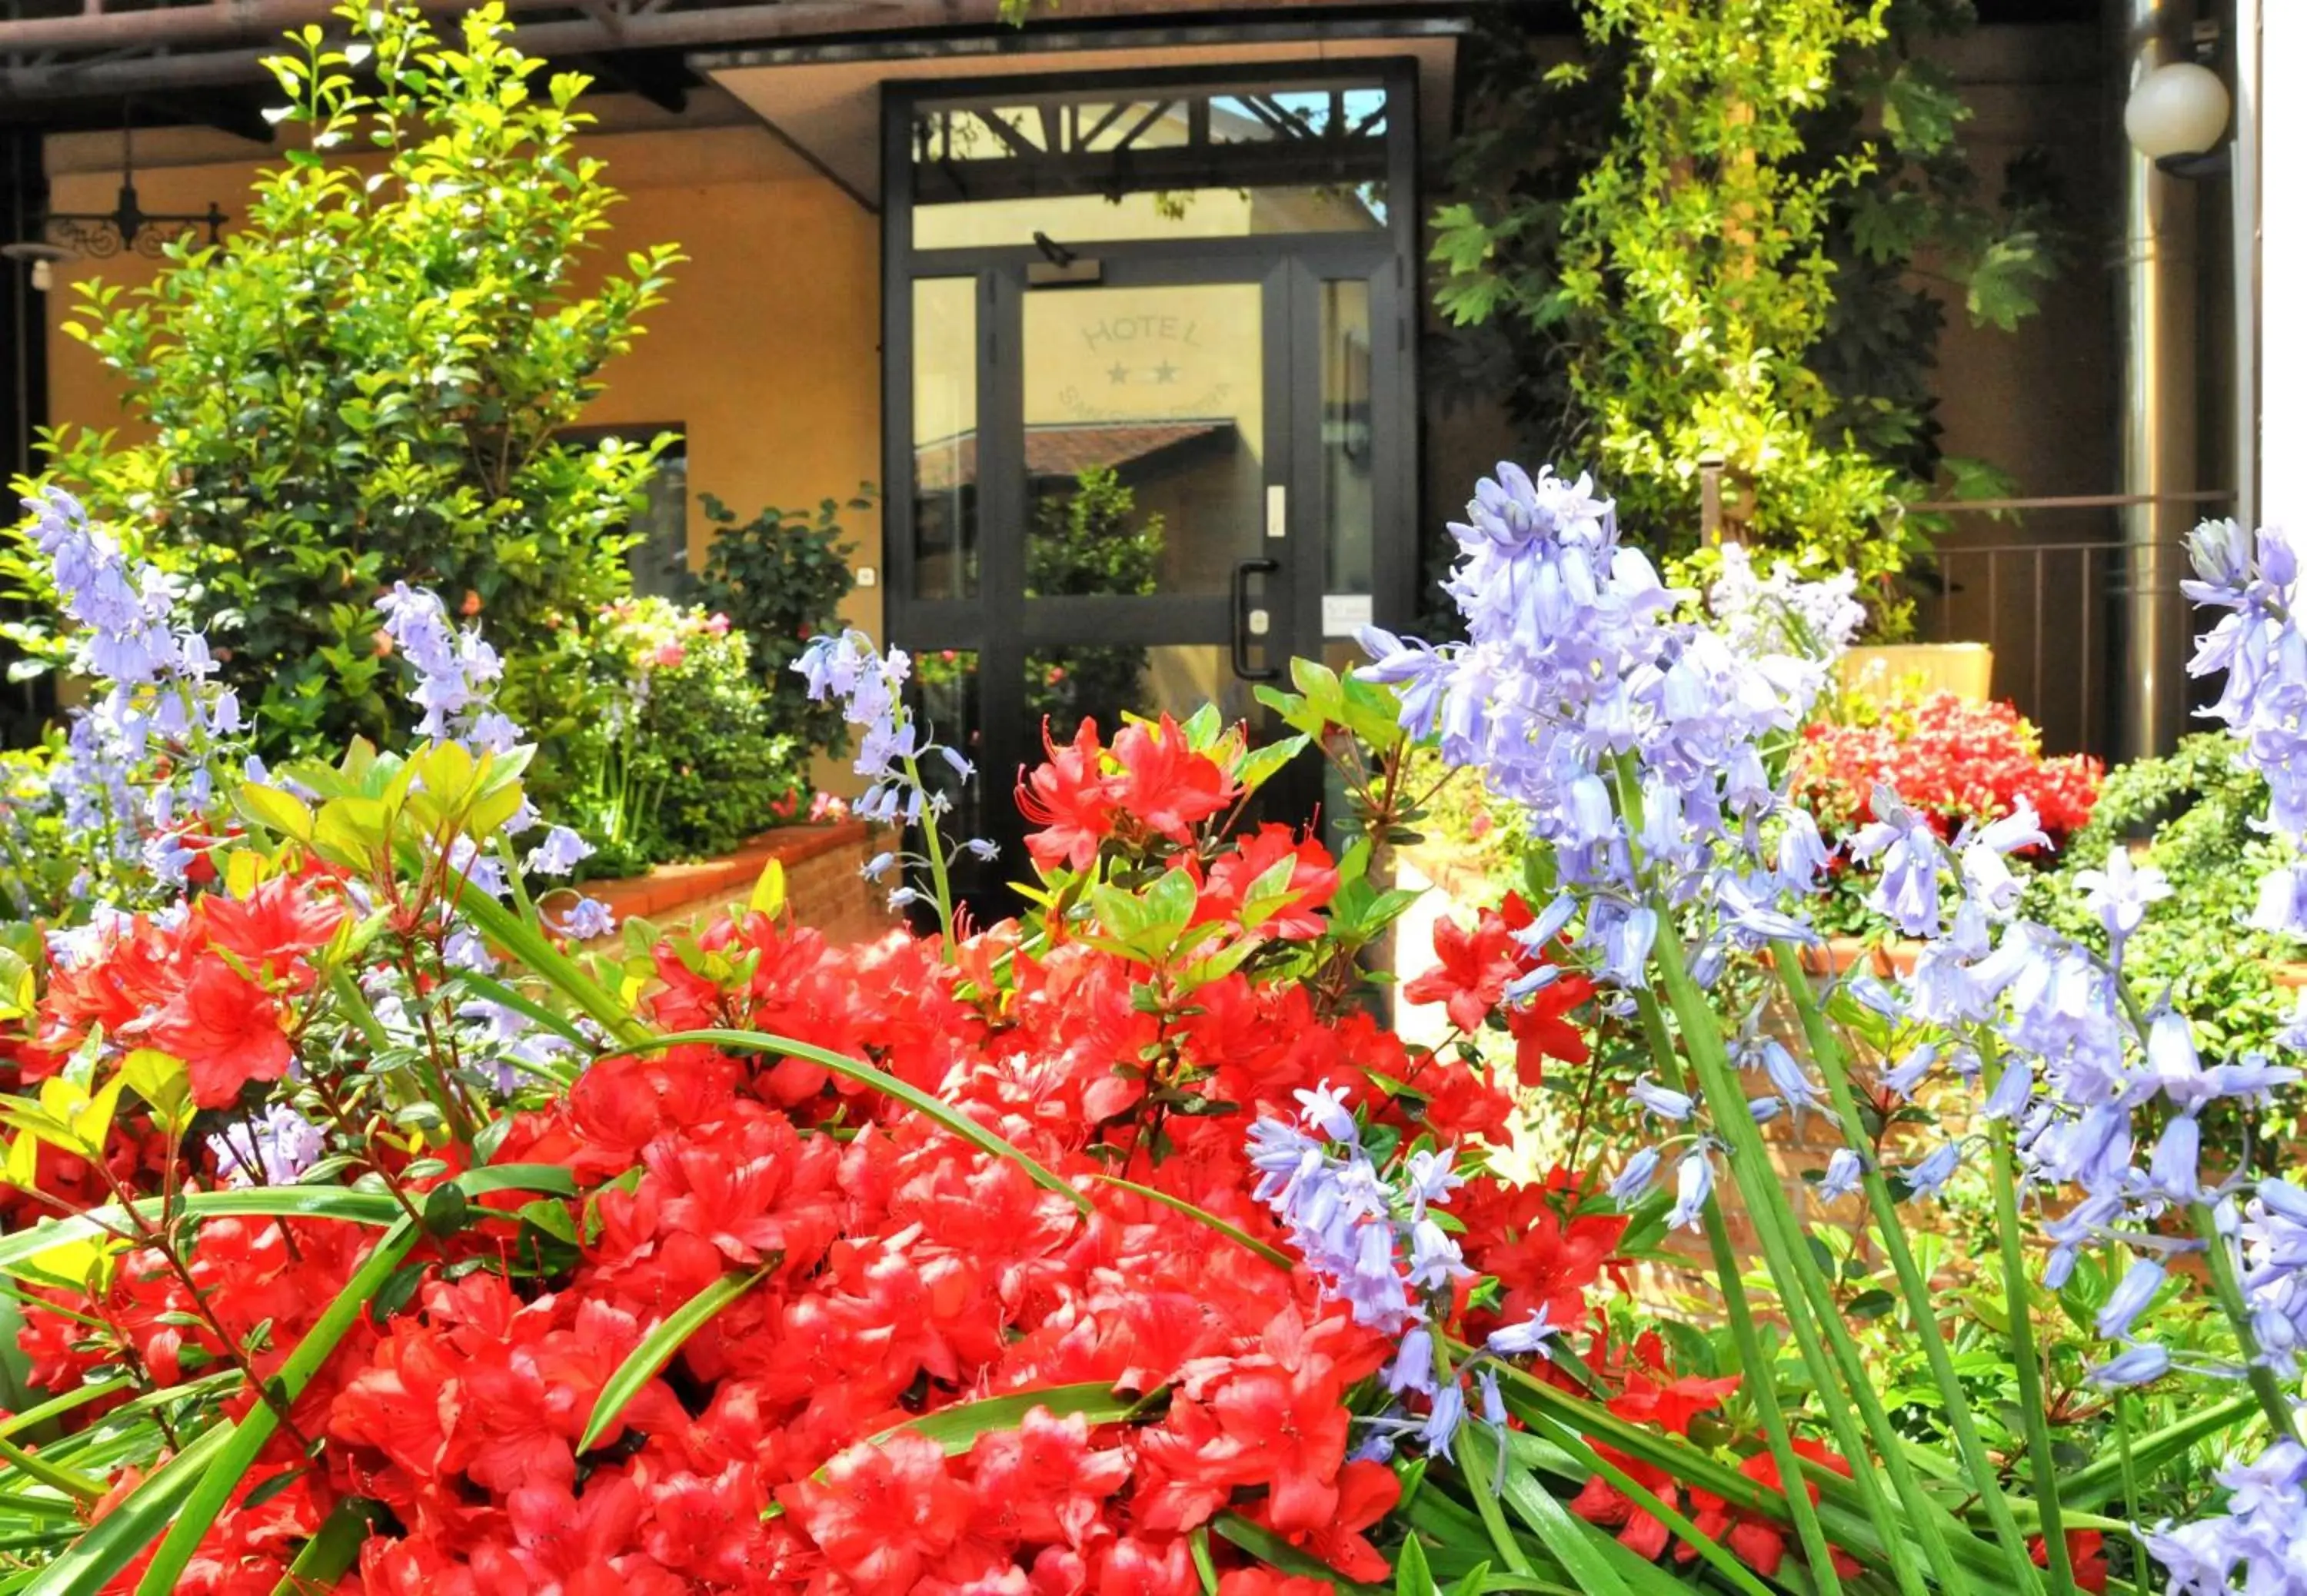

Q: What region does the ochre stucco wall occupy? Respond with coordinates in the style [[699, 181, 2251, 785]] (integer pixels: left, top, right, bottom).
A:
[[42, 105, 884, 789]]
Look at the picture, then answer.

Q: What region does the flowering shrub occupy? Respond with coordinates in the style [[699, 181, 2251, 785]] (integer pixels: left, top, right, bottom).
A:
[[0, 487, 1650, 1594], [6, 0, 678, 757], [5, 465, 2306, 1596], [1796, 693, 2102, 846], [554, 597, 807, 876], [1792, 692, 2101, 937]]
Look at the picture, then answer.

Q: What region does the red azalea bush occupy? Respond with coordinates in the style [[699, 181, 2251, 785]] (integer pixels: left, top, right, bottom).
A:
[[0, 707, 1746, 1596], [1794, 692, 2102, 846]]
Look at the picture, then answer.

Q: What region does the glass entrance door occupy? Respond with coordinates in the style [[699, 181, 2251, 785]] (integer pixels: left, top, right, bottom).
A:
[[1017, 271, 1283, 746], [883, 66, 1420, 901]]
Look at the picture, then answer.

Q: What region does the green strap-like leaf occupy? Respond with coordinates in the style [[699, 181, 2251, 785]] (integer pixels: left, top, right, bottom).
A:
[[131, 1217, 424, 1595], [0, 1162, 577, 1282], [18, 1421, 235, 1596], [449, 968, 591, 1051], [1484, 1428, 1631, 1596], [1090, 1175, 1292, 1268], [0, 1189, 401, 1279], [268, 1497, 378, 1596], [452, 874, 649, 1045], [1213, 1510, 1374, 1592], [2055, 1392, 2257, 1512], [579, 1264, 768, 1452], [608, 1029, 1090, 1215], [869, 1381, 1150, 1456], [1396, 1528, 1436, 1596]]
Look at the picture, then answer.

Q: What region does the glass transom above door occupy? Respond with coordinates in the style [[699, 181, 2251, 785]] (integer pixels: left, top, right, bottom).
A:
[[1024, 281, 1266, 600], [910, 77, 1390, 248]]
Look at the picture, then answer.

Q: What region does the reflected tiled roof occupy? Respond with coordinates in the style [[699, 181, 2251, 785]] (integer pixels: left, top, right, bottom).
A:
[[914, 420, 1232, 493]]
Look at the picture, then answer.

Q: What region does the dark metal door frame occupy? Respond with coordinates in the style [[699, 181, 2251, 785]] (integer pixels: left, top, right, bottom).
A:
[[876, 59, 1421, 868]]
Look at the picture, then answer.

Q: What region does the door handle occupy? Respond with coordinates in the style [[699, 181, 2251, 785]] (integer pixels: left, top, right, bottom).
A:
[[1231, 557, 1282, 683]]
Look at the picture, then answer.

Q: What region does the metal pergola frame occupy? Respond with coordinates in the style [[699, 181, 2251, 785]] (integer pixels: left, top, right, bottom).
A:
[[0, 0, 1466, 110]]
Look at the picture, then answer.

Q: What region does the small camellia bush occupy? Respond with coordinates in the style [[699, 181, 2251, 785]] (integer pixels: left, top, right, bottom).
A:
[[1, 467, 2305, 1596], [555, 596, 807, 875], [1796, 692, 2103, 845], [1793, 690, 2102, 937]]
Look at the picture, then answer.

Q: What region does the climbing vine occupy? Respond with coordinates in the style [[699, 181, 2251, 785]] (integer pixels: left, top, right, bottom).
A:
[[1432, 0, 2060, 623]]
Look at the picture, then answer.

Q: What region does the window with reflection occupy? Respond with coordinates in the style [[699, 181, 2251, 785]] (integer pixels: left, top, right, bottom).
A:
[[911, 278, 978, 600]]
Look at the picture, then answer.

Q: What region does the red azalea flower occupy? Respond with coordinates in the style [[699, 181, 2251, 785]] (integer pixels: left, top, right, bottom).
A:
[[1107, 717, 1236, 843], [1402, 907, 1523, 1034], [137, 954, 295, 1107], [2034, 1530, 2109, 1594], [780, 1432, 973, 1596], [196, 876, 344, 974], [1019, 718, 1123, 873], [1194, 824, 1339, 941]]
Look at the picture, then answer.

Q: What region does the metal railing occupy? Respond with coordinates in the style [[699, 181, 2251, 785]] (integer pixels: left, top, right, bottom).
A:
[[1906, 534, 2189, 762], [1900, 490, 2234, 761]]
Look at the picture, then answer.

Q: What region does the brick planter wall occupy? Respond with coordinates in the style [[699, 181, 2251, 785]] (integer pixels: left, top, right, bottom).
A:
[[582, 820, 896, 946]]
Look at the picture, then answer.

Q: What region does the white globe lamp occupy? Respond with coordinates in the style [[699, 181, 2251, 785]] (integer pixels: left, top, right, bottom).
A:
[[2124, 61, 2232, 161]]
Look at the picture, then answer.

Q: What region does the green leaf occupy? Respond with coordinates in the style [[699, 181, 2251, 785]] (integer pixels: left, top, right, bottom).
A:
[[448, 969, 590, 1051], [1234, 735, 1311, 796], [870, 1381, 1147, 1455], [0, 1188, 399, 1281], [615, 1029, 1090, 1215], [20, 1420, 235, 1596], [1486, 1428, 1632, 1596], [1397, 1528, 1436, 1596], [269, 1498, 378, 1596], [0, 1431, 103, 1502], [452, 873, 647, 1045], [135, 1216, 425, 1594], [1090, 1174, 1291, 1268], [580, 1264, 768, 1452], [2055, 1392, 2256, 1511], [1237, 850, 1309, 933], [231, 783, 318, 844], [1213, 1511, 1373, 1591]]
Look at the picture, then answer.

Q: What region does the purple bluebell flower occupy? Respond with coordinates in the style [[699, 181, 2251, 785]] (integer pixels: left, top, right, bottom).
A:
[[2096, 1257, 2167, 1340], [1417, 1382, 1467, 1461], [1405, 1215, 1470, 1293], [795, 627, 994, 868], [2086, 1342, 2172, 1388], [1751, 1036, 1827, 1117], [208, 1103, 326, 1187], [1816, 1149, 1864, 1204], [1486, 1307, 1558, 1358], [558, 896, 617, 940], [1354, 465, 1837, 989], [1293, 1079, 1360, 1143], [1403, 1147, 1465, 1214], [376, 582, 514, 747], [1850, 786, 1949, 937], [1904, 1141, 1963, 1202], [1980, 1056, 2033, 1122], [1383, 1325, 1438, 1398], [1667, 1150, 1714, 1232], [1630, 1077, 1694, 1122], [2074, 847, 2171, 968], [524, 825, 593, 878], [1607, 1146, 1662, 1205]]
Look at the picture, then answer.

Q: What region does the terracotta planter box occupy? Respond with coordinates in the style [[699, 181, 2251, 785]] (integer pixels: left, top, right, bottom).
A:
[[1796, 936, 1922, 979], [1840, 643, 1994, 706], [580, 820, 897, 946]]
